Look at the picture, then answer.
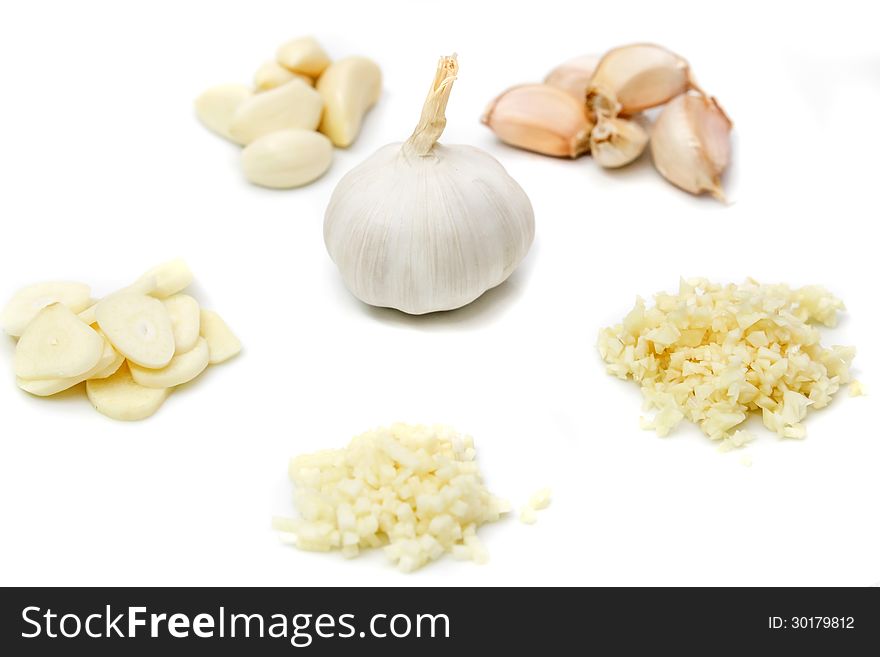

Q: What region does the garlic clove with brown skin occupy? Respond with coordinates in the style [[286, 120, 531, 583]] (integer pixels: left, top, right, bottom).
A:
[[650, 92, 732, 201], [590, 116, 649, 168], [587, 43, 697, 117], [481, 84, 594, 158], [544, 54, 600, 101]]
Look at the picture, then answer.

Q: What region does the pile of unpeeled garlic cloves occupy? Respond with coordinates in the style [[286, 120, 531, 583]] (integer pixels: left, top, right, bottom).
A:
[[482, 43, 732, 201]]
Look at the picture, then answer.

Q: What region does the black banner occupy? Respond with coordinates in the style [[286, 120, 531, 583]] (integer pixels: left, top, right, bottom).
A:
[[1, 587, 877, 653]]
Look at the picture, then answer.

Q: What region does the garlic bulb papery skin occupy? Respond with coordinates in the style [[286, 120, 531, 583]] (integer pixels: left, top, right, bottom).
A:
[[650, 92, 732, 201], [324, 55, 535, 315]]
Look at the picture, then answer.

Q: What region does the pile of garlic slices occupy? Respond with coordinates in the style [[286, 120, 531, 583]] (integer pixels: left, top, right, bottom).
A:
[[273, 424, 511, 572], [598, 279, 857, 449], [2, 261, 241, 421], [195, 36, 381, 189], [483, 43, 732, 200]]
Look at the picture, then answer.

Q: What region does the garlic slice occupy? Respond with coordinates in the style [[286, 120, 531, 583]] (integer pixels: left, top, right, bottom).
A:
[[162, 294, 201, 354], [482, 84, 593, 158], [544, 54, 600, 101], [95, 293, 175, 369], [587, 43, 696, 117], [86, 364, 169, 421], [590, 116, 649, 168], [199, 309, 241, 364], [129, 337, 209, 389], [1, 281, 92, 337], [650, 92, 732, 200], [14, 303, 104, 380], [17, 335, 119, 397]]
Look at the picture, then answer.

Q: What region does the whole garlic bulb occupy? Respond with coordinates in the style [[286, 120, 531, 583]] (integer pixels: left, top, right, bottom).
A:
[[324, 55, 535, 315]]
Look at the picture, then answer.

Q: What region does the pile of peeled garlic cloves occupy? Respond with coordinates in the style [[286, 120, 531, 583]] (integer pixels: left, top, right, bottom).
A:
[[482, 43, 732, 201]]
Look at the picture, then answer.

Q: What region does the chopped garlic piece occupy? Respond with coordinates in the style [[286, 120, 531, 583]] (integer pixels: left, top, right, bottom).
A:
[[519, 506, 538, 525], [850, 380, 866, 397], [598, 280, 855, 444], [276, 424, 508, 572], [529, 488, 552, 510]]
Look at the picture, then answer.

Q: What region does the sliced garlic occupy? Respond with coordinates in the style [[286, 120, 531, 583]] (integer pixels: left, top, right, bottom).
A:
[[0, 281, 92, 337], [276, 36, 331, 78], [86, 363, 169, 421], [17, 335, 119, 397], [482, 84, 593, 158], [544, 54, 600, 100], [588, 43, 695, 117], [14, 303, 104, 380], [95, 293, 175, 369], [129, 337, 209, 389], [228, 79, 323, 145], [199, 309, 241, 364], [130, 259, 194, 299], [241, 129, 333, 189], [316, 56, 382, 147], [650, 92, 732, 200], [162, 294, 201, 353], [590, 116, 649, 168], [254, 60, 312, 92], [195, 84, 252, 144]]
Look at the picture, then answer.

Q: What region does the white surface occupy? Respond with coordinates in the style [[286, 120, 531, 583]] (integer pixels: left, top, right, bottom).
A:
[[0, 0, 878, 587]]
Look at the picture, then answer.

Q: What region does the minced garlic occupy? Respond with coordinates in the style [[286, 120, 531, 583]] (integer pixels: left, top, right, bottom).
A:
[[273, 424, 509, 572], [598, 279, 855, 446]]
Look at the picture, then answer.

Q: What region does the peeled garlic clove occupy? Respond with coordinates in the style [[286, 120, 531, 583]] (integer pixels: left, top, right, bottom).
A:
[[482, 84, 593, 158], [590, 116, 649, 168], [242, 129, 333, 189], [200, 309, 241, 364], [588, 43, 694, 116], [276, 36, 331, 78], [129, 337, 210, 389], [96, 293, 175, 369], [544, 54, 600, 100], [650, 92, 732, 200], [316, 56, 382, 147], [195, 84, 252, 144], [14, 303, 105, 380], [254, 60, 312, 92], [1, 281, 92, 337], [228, 79, 323, 145], [86, 363, 169, 421]]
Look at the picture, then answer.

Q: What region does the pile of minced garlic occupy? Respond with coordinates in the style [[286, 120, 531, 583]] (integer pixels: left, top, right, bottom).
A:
[[598, 278, 856, 448], [273, 424, 510, 572]]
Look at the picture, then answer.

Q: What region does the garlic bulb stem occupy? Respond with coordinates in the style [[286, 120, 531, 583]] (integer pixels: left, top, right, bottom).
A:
[[405, 54, 459, 156]]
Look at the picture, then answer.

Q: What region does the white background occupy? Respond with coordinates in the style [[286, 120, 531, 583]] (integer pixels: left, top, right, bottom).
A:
[[0, 0, 878, 587]]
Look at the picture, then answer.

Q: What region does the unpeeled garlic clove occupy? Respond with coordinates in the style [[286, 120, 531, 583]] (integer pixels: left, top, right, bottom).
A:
[[241, 129, 333, 189], [195, 84, 252, 143], [228, 78, 323, 145], [650, 92, 732, 201], [590, 116, 649, 168], [276, 36, 331, 78], [481, 84, 593, 158], [254, 61, 312, 92], [316, 56, 382, 147], [544, 54, 600, 101], [588, 43, 695, 117]]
